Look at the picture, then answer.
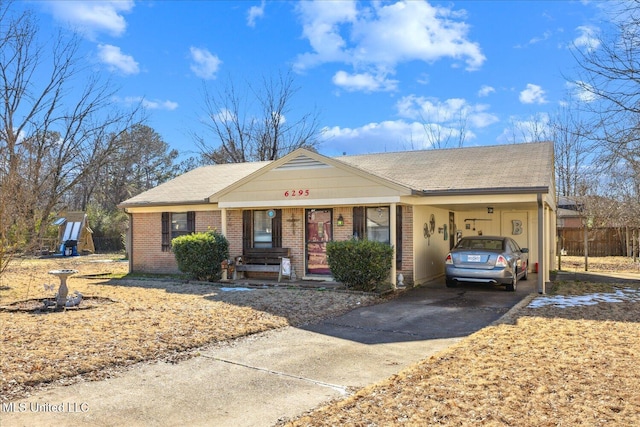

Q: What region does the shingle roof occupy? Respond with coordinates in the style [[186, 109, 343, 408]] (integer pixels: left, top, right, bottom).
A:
[[119, 161, 269, 207], [119, 142, 554, 207], [337, 141, 553, 193]]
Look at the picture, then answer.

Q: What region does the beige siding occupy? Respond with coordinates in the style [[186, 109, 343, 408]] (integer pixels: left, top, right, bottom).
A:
[[219, 167, 407, 207]]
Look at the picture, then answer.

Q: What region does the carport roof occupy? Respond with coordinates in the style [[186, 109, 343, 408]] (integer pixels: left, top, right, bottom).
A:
[[336, 141, 553, 194], [119, 141, 554, 207]]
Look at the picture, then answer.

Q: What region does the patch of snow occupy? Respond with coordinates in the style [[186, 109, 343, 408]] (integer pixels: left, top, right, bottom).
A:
[[220, 287, 253, 292], [528, 288, 640, 309]]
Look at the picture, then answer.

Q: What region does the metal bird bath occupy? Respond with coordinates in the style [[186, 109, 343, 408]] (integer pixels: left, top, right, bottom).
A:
[[48, 269, 78, 308]]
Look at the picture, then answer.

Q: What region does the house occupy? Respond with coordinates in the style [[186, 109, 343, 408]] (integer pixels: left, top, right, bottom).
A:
[[119, 142, 556, 292]]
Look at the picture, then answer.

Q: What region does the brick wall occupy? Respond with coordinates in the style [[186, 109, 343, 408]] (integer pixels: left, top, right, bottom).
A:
[[131, 210, 223, 274], [131, 206, 415, 284], [399, 205, 414, 285]]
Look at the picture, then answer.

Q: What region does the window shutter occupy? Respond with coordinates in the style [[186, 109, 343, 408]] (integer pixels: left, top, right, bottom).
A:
[[352, 207, 365, 239], [396, 205, 403, 269], [187, 211, 195, 233], [242, 210, 252, 250], [272, 209, 283, 248], [161, 212, 171, 252]]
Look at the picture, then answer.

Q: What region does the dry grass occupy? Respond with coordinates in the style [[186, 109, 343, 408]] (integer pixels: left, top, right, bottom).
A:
[[286, 257, 640, 427], [0, 255, 379, 402], [558, 255, 640, 273]]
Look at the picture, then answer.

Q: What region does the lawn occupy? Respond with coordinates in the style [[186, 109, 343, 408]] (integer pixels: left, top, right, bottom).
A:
[[0, 254, 380, 402], [284, 256, 640, 426]]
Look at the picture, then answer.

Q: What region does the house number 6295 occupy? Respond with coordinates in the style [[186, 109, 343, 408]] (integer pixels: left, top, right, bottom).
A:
[[284, 189, 310, 197]]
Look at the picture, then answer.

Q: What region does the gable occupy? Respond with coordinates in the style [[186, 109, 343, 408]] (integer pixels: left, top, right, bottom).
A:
[[216, 151, 411, 208]]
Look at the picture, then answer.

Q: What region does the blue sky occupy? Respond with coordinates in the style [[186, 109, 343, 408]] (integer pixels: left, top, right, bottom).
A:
[[28, 1, 606, 159]]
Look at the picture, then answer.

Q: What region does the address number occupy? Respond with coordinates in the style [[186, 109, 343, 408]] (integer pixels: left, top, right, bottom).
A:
[[284, 189, 310, 197]]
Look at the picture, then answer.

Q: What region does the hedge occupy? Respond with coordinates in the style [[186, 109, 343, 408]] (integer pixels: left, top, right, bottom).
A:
[[172, 230, 229, 281], [326, 239, 393, 292]]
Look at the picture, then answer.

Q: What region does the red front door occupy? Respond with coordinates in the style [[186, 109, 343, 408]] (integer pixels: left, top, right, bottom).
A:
[[305, 209, 332, 275]]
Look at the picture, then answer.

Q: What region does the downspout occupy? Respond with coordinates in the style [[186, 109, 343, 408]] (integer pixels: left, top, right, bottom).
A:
[[126, 211, 133, 274], [537, 193, 545, 294]]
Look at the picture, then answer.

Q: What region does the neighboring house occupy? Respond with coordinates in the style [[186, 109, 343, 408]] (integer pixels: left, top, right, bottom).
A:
[[557, 196, 629, 256], [119, 142, 557, 291]]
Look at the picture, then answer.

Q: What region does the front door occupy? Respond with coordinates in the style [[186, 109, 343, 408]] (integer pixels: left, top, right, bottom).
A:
[[306, 209, 332, 275]]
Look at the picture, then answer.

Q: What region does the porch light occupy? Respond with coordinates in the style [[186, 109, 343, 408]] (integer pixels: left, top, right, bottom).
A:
[[337, 214, 344, 226]]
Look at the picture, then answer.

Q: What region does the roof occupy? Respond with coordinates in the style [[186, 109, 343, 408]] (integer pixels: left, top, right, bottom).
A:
[[336, 141, 553, 194], [119, 142, 554, 207], [119, 161, 269, 207]]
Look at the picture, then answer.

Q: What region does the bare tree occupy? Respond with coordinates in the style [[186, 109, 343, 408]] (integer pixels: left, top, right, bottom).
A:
[[0, 2, 141, 268], [419, 103, 469, 149], [194, 70, 321, 163], [72, 124, 179, 212], [569, 0, 640, 229], [551, 100, 596, 198]]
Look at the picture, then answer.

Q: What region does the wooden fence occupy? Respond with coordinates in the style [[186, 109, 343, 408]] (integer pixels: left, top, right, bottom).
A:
[[559, 227, 638, 257]]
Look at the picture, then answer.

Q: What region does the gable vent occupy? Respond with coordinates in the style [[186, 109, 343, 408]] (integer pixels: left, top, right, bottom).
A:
[[275, 155, 331, 170]]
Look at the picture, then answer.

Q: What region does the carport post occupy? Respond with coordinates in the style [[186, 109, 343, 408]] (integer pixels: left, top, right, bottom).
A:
[[537, 194, 546, 294]]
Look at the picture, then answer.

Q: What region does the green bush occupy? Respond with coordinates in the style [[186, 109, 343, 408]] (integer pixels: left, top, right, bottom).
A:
[[326, 239, 393, 292], [172, 230, 229, 281]]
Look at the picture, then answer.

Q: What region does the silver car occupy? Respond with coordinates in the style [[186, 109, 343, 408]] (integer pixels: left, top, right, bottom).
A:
[[445, 236, 529, 291]]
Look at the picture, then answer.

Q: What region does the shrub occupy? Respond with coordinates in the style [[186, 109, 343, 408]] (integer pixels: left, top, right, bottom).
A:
[[172, 230, 229, 281], [326, 239, 393, 292]]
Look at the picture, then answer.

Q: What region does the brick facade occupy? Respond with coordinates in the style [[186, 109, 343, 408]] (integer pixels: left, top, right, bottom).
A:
[[131, 206, 415, 284], [131, 210, 223, 274]]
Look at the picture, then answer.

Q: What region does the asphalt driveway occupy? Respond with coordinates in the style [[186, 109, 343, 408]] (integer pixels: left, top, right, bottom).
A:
[[2, 277, 534, 427]]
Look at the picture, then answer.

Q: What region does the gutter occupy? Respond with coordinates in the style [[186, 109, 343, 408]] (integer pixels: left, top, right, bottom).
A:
[[118, 198, 213, 209], [415, 186, 549, 197]]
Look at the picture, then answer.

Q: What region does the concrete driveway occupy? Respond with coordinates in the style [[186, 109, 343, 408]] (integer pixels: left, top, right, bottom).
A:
[[2, 277, 534, 427]]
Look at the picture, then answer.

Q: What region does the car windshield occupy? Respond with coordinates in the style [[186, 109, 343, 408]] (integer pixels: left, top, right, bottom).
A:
[[457, 239, 504, 250]]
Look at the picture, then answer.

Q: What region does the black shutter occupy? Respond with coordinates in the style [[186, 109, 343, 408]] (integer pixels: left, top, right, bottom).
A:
[[352, 207, 365, 239], [242, 210, 252, 250], [396, 205, 403, 269], [272, 209, 283, 248], [187, 211, 195, 233], [161, 212, 171, 252]]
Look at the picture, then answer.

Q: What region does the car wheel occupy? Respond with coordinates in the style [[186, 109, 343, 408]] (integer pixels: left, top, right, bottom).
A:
[[506, 272, 517, 292], [446, 278, 456, 288]]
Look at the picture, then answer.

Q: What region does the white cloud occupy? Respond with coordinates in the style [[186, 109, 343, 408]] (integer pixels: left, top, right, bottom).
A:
[[189, 47, 222, 80], [97, 44, 139, 75], [44, 0, 134, 38], [332, 70, 398, 92], [321, 118, 481, 154], [574, 25, 600, 52], [322, 120, 431, 153], [247, 1, 266, 27], [142, 99, 179, 111], [519, 83, 547, 104], [478, 85, 495, 97], [497, 113, 551, 144], [567, 81, 597, 103], [294, 0, 485, 91], [117, 96, 179, 111], [396, 95, 498, 128]]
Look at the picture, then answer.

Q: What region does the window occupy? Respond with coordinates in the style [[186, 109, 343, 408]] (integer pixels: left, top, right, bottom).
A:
[[242, 209, 282, 249], [353, 206, 390, 243], [253, 210, 273, 248], [162, 212, 195, 251], [353, 205, 402, 268], [366, 207, 390, 244]]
